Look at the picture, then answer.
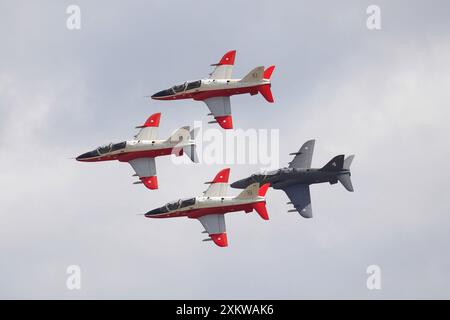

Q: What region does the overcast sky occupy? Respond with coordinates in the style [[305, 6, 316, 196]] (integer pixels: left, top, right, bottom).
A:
[[1, 0, 450, 299]]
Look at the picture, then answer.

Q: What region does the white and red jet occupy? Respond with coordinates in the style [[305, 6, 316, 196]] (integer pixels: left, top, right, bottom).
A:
[[151, 50, 275, 129], [76, 113, 197, 190], [144, 168, 270, 247]]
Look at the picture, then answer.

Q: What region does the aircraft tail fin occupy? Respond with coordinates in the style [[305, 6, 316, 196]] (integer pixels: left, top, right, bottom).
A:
[[253, 202, 269, 220], [235, 183, 270, 220], [181, 127, 199, 163], [338, 155, 355, 191], [338, 174, 354, 192], [258, 183, 270, 196], [183, 145, 198, 163], [240, 66, 265, 82], [258, 66, 275, 103], [263, 65, 275, 79], [258, 84, 274, 103], [236, 183, 259, 199], [343, 155, 355, 170], [320, 155, 344, 172], [166, 126, 190, 144], [236, 183, 270, 200]]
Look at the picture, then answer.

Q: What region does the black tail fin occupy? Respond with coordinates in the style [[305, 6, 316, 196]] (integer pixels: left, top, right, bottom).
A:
[[320, 155, 344, 172]]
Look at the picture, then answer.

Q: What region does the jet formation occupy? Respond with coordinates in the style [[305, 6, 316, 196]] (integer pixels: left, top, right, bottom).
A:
[[77, 50, 355, 247]]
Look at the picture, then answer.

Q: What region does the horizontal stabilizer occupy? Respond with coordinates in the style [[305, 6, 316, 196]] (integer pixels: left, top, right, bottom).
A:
[[338, 174, 354, 192], [253, 202, 269, 220], [258, 84, 274, 103], [183, 145, 199, 163]]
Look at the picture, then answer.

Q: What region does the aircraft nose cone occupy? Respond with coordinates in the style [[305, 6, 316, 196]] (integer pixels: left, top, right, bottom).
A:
[[151, 89, 171, 99], [76, 150, 98, 161], [76, 152, 88, 161]]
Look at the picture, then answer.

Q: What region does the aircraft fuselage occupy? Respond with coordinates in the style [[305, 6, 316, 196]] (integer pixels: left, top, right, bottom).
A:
[[151, 78, 270, 101], [145, 196, 265, 219], [76, 139, 193, 162], [231, 167, 351, 190]]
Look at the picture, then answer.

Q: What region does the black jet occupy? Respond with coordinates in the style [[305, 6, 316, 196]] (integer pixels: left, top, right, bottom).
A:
[[230, 140, 354, 218]]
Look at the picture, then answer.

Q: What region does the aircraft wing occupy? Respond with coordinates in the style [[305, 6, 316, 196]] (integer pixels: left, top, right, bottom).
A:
[[134, 113, 161, 141], [197, 214, 228, 247], [204, 97, 233, 129], [288, 139, 315, 169], [203, 168, 230, 197], [209, 50, 236, 80], [282, 184, 313, 218], [129, 157, 158, 189]]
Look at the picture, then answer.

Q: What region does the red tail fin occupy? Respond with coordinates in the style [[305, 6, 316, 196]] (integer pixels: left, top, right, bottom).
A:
[[253, 202, 269, 220], [259, 85, 274, 103], [258, 183, 270, 196], [263, 65, 275, 79]]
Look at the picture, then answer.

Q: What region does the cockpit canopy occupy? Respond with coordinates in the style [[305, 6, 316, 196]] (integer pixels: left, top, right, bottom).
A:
[[146, 198, 196, 216], [260, 169, 280, 176], [166, 198, 196, 211], [96, 141, 126, 155], [171, 80, 201, 93]]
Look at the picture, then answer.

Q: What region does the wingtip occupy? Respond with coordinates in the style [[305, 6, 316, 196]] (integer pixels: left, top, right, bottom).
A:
[[215, 115, 233, 129], [210, 168, 231, 184], [142, 113, 161, 128], [216, 50, 236, 66], [210, 233, 228, 247]]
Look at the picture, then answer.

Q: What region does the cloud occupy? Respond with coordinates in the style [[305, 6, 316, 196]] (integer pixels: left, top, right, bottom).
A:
[[1, 0, 450, 299]]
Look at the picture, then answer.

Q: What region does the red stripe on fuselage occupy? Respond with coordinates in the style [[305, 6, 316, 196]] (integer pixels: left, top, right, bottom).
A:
[[77, 147, 177, 162], [152, 86, 261, 101], [147, 203, 256, 219]]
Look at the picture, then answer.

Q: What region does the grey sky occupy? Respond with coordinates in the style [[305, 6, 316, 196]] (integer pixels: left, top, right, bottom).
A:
[[1, 0, 450, 299]]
